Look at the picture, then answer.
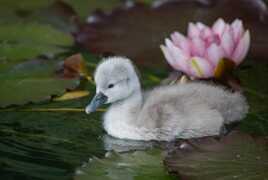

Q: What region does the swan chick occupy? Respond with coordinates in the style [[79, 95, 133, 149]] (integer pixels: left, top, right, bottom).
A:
[[85, 57, 248, 141]]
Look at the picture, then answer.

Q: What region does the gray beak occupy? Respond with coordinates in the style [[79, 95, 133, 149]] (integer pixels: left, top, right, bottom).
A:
[[85, 92, 108, 114]]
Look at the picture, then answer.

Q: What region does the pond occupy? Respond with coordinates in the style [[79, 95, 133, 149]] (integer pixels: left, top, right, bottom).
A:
[[0, 1, 268, 180]]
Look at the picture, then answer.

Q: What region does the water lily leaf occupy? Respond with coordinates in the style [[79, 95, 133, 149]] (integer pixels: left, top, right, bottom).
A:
[[75, 149, 175, 180], [0, 23, 73, 68], [0, 0, 78, 32], [28, 0, 78, 33], [53, 90, 90, 101], [75, 0, 268, 67], [164, 131, 268, 180], [0, 0, 54, 23], [0, 23, 72, 45], [0, 58, 79, 107], [0, 0, 54, 12]]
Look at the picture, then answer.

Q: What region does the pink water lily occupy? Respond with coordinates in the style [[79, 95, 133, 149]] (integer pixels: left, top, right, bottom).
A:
[[160, 18, 250, 78]]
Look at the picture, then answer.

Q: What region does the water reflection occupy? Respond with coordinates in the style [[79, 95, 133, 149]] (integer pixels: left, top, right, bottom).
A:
[[103, 135, 155, 152]]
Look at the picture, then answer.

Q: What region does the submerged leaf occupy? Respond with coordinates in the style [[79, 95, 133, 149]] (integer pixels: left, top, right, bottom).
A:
[[164, 131, 268, 180]]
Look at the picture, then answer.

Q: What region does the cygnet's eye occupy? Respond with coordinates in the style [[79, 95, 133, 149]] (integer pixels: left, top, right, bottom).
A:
[[108, 84, 114, 89]]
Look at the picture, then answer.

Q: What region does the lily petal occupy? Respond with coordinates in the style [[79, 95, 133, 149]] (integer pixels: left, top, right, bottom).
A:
[[220, 25, 235, 58], [231, 19, 244, 44], [231, 30, 250, 65], [168, 43, 189, 72], [171, 32, 191, 55], [196, 22, 208, 31], [188, 23, 200, 38], [201, 27, 213, 40], [189, 57, 214, 78], [206, 43, 225, 67], [190, 37, 206, 57], [160, 45, 176, 68], [164, 39, 189, 72], [212, 18, 226, 37]]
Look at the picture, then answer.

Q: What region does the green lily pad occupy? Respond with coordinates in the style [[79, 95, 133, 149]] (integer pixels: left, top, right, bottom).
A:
[[0, 0, 53, 25], [0, 0, 78, 33], [165, 131, 268, 180], [75, 149, 175, 180], [0, 58, 79, 107], [0, 0, 54, 11], [0, 23, 73, 66]]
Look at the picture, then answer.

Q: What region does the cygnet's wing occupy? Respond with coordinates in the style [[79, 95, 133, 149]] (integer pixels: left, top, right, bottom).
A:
[[177, 102, 224, 139], [178, 82, 248, 123], [143, 82, 248, 124], [138, 84, 223, 139]]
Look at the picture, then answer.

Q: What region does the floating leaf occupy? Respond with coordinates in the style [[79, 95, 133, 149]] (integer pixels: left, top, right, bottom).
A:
[[0, 23, 72, 45], [0, 0, 78, 32], [28, 0, 79, 33], [0, 58, 79, 107], [0, 0, 54, 12], [75, 149, 175, 180], [0, 23, 73, 68], [0, 0, 54, 23], [75, 0, 268, 67], [164, 131, 268, 180], [53, 90, 90, 101]]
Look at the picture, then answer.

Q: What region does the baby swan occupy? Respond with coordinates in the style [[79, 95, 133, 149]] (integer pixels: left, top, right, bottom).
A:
[[85, 57, 248, 141]]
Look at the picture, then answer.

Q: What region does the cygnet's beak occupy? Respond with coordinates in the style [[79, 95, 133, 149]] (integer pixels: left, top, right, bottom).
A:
[[85, 92, 108, 114]]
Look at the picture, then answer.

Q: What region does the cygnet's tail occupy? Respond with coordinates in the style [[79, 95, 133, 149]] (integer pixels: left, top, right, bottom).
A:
[[223, 92, 249, 124]]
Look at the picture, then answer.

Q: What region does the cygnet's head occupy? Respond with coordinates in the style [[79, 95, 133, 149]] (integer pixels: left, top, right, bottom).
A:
[[85, 56, 141, 114]]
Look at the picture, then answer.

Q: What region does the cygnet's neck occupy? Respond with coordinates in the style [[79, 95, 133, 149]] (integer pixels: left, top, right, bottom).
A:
[[112, 89, 143, 117], [105, 87, 143, 126], [109, 72, 143, 122], [103, 88, 145, 140]]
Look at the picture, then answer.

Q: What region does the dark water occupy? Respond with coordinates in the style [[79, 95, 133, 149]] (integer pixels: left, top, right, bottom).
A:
[[0, 100, 105, 180]]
